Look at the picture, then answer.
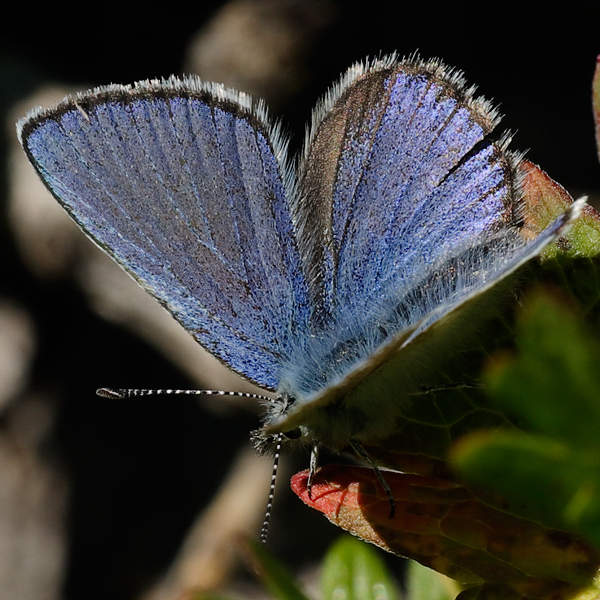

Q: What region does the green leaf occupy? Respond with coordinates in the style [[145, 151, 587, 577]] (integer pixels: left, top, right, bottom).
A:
[[406, 560, 461, 600], [486, 289, 600, 444], [452, 290, 600, 546], [187, 594, 238, 600], [242, 538, 311, 600], [321, 536, 402, 600]]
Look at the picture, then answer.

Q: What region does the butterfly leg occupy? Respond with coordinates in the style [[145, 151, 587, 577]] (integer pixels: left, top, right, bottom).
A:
[[307, 444, 320, 499], [350, 439, 396, 519]]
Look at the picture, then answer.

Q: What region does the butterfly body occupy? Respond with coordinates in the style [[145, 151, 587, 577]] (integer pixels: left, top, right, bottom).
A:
[[18, 56, 584, 457]]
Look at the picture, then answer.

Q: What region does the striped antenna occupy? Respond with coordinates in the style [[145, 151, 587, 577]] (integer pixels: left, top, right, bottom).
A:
[[98, 387, 283, 543], [260, 432, 283, 543], [97, 388, 273, 402]]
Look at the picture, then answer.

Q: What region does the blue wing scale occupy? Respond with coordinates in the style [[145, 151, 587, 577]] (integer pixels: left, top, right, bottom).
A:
[[21, 83, 309, 390], [17, 58, 584, 448]]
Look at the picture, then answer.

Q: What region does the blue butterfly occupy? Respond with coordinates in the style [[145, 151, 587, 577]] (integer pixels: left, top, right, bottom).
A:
[[17, 55, 583, 498]]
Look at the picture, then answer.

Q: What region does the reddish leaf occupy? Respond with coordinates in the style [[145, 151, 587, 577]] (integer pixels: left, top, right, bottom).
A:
[[518, 160, 600, 257], [291, 465, 600, 599], [593, 56, 600, 163]]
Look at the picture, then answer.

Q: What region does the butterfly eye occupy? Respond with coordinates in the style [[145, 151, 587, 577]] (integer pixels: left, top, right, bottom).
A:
[[283, 428, 302, 440]]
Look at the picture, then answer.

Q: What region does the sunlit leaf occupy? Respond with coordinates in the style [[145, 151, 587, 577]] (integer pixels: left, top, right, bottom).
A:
[[406, 560, 461, 600], [321, 536, 402, 600]]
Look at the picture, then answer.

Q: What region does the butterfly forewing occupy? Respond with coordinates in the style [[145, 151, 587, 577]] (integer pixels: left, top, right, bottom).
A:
[[19, 80, 309, 390]]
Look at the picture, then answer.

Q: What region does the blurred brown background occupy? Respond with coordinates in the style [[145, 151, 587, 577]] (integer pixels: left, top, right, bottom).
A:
[[1, 1, 599, 599]]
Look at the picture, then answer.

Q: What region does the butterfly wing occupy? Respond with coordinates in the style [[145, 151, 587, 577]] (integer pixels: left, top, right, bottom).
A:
[[274, 58, 583, 441], [18, 77, 308, 390], [302, 58, 522, 322]]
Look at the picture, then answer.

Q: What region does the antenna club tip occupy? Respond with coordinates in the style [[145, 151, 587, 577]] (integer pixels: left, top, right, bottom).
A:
[[96, 388, 125, 398]]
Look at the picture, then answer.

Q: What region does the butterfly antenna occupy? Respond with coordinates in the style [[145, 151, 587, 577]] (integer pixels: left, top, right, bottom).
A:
[[97, 388, 273, 402], [260, 432, 283, 543], [99, 387, 283, 542], [350, 439, 396, 518]]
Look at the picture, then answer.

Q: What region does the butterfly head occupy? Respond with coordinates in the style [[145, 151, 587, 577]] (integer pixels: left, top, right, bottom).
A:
[[252, 392, 310, 455]]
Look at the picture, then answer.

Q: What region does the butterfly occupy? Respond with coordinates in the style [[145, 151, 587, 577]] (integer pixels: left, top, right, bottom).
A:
[[17, 55, 584, 515]]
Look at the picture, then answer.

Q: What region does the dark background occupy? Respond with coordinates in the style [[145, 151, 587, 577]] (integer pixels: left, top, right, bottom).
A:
[[1, 1, 599, 599]]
